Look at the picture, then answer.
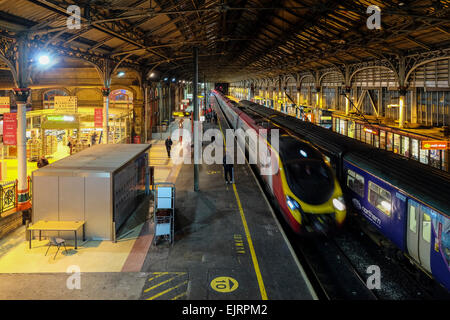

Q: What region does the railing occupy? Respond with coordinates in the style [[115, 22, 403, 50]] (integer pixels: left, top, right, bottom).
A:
[[0, 180, 17, 214], [0, 176, 32, 216]]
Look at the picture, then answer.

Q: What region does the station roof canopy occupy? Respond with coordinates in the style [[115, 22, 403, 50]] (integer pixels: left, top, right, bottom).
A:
[[0, 0, 448, 82]]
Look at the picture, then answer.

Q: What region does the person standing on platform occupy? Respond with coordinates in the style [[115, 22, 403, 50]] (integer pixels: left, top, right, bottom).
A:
[[213, 111, 218, 125], [67, 139, 73, 155], [165, 136, 173, 158], [91, 131, 97, 146], [223, 153, 234, 184]]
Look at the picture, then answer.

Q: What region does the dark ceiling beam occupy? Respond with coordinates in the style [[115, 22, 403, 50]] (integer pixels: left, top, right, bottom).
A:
[[26, 0, 173, 63]]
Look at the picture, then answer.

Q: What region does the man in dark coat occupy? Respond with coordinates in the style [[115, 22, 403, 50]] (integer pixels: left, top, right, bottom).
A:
[[165, 137, 173, 158], [223, 153, 234, 184]]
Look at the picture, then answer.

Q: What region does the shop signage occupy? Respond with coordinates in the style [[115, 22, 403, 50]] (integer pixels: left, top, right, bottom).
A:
[[186, 94, 193, 99], [0, 97, 10, 114], [363, 127, 379, 135], [181, 99, 189, 103], [3, 113, 16, 145], [421, 140, 450, 150], [54, 96, 77, 113], [47, 115, 75, 122], [94, 108, 103, 128]]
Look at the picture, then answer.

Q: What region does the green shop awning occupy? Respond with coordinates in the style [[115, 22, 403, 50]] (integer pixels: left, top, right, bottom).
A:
[[41, 114, 80, 129]]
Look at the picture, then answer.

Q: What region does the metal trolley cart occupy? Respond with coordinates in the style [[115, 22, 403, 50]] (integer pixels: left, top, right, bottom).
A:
[[153, 182, 175, 245]]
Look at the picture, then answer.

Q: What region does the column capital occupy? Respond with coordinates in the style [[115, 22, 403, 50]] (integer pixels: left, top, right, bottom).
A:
[[101, 87, 111, 97], [344, 86, 352, 93], [398, 86, 408, 96], [12, 88, 31, 103]]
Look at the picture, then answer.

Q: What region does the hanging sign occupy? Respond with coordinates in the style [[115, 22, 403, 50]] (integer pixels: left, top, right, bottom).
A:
[[0, 97, 10, 114], [94, 108, 103, 128], [54, 96, 77, 113], [421, 140, 450, 150], [186, 94, 193, 99], [3, 113, 17, 145]]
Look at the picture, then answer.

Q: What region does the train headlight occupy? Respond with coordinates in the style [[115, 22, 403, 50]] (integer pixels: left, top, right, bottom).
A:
[[333, 197, 346, 211], [286, 196, 300, 211]]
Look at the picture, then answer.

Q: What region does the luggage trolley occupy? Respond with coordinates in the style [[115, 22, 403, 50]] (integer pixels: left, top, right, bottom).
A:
[[153, 182, 175, 245]]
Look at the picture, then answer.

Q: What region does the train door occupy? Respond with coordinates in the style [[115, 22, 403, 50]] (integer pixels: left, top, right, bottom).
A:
[[406, 199, 431, 272]]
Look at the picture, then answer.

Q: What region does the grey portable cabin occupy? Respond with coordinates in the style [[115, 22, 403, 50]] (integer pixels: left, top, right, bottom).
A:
[[32, 144, 150, 240]]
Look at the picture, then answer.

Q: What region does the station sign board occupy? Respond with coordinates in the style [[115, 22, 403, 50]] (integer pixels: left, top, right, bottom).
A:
[[54, 96, 77, 114], [421, 140, 450, 150], [94, 108, 103, 128], [186, 94, 193, 99], [363, 127, 379, 135], [3, 113, 16, 145], [0, 97, 10, 114]]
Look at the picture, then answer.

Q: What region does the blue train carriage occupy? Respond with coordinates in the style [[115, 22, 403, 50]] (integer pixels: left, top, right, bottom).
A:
[[343, 151, 450, 291]]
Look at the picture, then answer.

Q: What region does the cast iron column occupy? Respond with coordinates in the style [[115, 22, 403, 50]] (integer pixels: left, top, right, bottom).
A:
[[13, 88, 30, 208], [193, 47, 199, 191], [101, 87, 111, 144]]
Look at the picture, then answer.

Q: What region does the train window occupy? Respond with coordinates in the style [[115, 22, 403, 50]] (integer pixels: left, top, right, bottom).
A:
[[347, 169, 365, 197], [401, 136, 410, 157], [368, 181, 391, 216], [386, 132, 393, 151], [393, 134, 400, 154], [422, 214, 431, 243], [380, 131, 386, 149], [420, 148, 429, 165], [411, 139, 419, 161], [408, 203, 417, 233]]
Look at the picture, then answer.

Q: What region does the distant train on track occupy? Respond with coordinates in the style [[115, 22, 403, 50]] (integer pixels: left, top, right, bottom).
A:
[[212, 90, 347, 234], [222, 95, 449, 292]]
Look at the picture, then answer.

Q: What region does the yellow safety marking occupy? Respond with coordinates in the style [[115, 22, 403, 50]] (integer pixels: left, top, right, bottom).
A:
[[235, 236, 245, 254], [232, 184, 268, 299], [217, 111, 268, 300], [146, 280, 189, 300], [146, 272, 169, 282], [171, 292, 187, 300], [210, 276, 239, 293], [144, 274, 183, 293]]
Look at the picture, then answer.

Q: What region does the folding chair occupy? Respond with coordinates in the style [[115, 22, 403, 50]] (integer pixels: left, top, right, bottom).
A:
[[45, 236, 68, 259]]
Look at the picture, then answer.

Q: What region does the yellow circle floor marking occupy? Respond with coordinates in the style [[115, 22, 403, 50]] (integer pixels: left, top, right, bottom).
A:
[[210, 276, 239, 293]]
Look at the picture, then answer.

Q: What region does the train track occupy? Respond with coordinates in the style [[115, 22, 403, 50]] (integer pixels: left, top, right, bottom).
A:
[[214, 95, 450, 300], [342, 216, 450, 300], [292, 234, 379, 300], [213, 98, 377, 300]]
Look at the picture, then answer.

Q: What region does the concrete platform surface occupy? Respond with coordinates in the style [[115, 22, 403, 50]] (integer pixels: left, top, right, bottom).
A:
[[140, 105, 317, 300]]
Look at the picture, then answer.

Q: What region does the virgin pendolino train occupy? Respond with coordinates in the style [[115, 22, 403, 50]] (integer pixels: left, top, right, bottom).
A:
[[212, 90, 347, 234], [231, 97, 450, 292]]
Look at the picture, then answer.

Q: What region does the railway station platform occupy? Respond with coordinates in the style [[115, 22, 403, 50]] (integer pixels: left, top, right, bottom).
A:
[[0, 114, 316, 300], [139, 109, 317, 300]]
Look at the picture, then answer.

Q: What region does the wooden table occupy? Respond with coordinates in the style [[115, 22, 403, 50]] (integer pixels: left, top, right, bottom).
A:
[[27, 221, 86, 249]]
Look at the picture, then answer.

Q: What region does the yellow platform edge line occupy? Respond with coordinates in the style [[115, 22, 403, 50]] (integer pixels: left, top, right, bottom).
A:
[[217, 109, 268, 301]]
